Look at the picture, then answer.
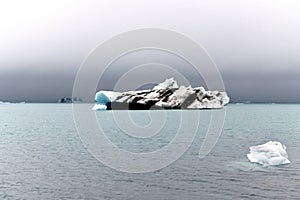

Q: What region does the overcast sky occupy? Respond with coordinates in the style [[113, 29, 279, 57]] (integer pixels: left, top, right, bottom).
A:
[[0, 0, 300, 102]]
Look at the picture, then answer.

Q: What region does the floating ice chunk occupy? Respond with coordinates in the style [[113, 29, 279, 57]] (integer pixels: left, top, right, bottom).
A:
[[95, 91, 122, 103], [94, 91, 123, 110], [95, 91, 111, 105], [92, 77, 229, 110], [247, 141, 290, 166], [153, 77, 179, 90], [93, 91, 112, 110], [92, 104, 107, 110]]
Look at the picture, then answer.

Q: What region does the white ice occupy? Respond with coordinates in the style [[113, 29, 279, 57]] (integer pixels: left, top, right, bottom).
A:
[[92, 77, 229, 110], [247, 141, 290, 166], [153, 77, 179, 90], [0, 101, 11, 104], [92, 104, 107, 110]]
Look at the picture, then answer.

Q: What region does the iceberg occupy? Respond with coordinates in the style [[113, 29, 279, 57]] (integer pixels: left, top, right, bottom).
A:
[[0, 101, 11, 104], [152, 77, 178, 90], [58, 97, 82, 103], [93, 78, 230, 110], [247, 141, 290, 166]]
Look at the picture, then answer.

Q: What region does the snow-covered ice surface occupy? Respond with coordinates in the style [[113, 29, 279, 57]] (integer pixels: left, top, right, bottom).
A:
[[93, 78, 230, 110], [247, 141, 291, 166], [152, 77, 179, 90]]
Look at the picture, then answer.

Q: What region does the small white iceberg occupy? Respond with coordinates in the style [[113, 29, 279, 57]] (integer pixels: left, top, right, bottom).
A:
[[247, 141, 290, 166]]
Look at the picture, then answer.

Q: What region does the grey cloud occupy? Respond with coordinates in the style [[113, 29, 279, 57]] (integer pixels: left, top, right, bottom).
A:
[[0, 0, 300, 103]]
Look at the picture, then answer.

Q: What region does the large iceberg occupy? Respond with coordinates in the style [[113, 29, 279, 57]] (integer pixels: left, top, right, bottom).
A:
[[93, 78, 230, 110], [247, 141, 290, 166]]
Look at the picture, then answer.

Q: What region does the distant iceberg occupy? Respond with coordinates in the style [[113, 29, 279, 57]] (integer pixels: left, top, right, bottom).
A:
[[58, 97, 82, 103], [0, 101, 11, 104], [93, 78, 230, 110], [247, 141, 290, 166]]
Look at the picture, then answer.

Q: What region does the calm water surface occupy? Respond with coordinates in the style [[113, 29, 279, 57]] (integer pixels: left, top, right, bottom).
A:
[[0, 104, 300, 199]]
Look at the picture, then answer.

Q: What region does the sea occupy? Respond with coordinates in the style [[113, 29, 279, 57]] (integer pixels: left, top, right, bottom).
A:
[[0, 103, 299, 199]]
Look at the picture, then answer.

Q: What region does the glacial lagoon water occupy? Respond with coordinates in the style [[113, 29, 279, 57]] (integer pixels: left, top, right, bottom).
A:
[[0, 104, 300, 199]]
